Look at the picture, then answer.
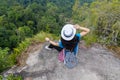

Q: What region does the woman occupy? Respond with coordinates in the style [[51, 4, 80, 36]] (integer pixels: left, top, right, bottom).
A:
[[45, 24, 90, 55]]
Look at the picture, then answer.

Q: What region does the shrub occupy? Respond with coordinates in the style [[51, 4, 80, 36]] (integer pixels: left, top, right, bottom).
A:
[[0, 47, 11, 72]]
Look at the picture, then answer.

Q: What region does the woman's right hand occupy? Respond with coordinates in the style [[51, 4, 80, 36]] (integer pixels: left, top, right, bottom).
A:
[[74, 24, 80, 29], [45, 37, 50, 42]]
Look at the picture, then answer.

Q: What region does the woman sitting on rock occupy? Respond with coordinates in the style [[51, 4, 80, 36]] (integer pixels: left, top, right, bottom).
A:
[[45, 24, 90, 56]]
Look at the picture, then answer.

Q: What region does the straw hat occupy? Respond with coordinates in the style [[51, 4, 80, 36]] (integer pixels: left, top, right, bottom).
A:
[[61, 24, 76, 41]]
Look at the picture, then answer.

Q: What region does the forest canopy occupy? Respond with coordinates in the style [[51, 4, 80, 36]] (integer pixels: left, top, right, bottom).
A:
[[0, 0, 75, 50]]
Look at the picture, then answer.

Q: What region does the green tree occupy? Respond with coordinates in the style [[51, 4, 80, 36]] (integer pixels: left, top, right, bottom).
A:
[[18, 26, 33, 41], [37, 15, 60, 34]]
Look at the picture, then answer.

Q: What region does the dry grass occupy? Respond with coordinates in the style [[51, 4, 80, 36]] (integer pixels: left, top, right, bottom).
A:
[[107, 46, 120, 58]]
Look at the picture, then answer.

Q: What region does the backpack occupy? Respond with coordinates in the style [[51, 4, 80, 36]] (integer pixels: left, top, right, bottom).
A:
[[64, 49, 78, 69], [58, 35, 79, 68]]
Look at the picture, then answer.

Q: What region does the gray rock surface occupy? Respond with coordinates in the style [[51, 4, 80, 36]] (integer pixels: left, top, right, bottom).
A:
[[4, 43, 120, 80], [18, 42, 120, 80]]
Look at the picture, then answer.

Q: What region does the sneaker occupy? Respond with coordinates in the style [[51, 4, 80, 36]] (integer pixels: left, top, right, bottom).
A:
[[45, 45, 52, 50]]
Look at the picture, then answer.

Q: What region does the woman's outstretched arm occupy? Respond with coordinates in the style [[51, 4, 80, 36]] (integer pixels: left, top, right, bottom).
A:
[[45, 37, 59, 46]]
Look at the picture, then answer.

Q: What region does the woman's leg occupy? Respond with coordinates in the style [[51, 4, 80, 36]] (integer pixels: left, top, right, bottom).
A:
[[47, 44, 63, 52], [74, 45, 79, 56]]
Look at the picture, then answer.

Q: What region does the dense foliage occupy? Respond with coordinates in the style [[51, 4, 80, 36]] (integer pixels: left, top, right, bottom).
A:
[[0, 0, 120, 76], [0, 48, 11, 72], [72, 0, 120, 45], [0, 0, 74, 50]]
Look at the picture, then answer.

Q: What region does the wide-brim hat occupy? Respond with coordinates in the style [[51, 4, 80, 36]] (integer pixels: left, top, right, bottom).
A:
[[61, 24, 76, 41]]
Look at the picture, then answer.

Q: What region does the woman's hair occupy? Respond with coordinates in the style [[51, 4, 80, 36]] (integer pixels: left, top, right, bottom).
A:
[[61, 35, 79, 51]]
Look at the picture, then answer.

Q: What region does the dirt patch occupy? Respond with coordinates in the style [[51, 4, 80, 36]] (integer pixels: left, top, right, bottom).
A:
[[107, 46, 120, 58], [16, 42, 43, 67]]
